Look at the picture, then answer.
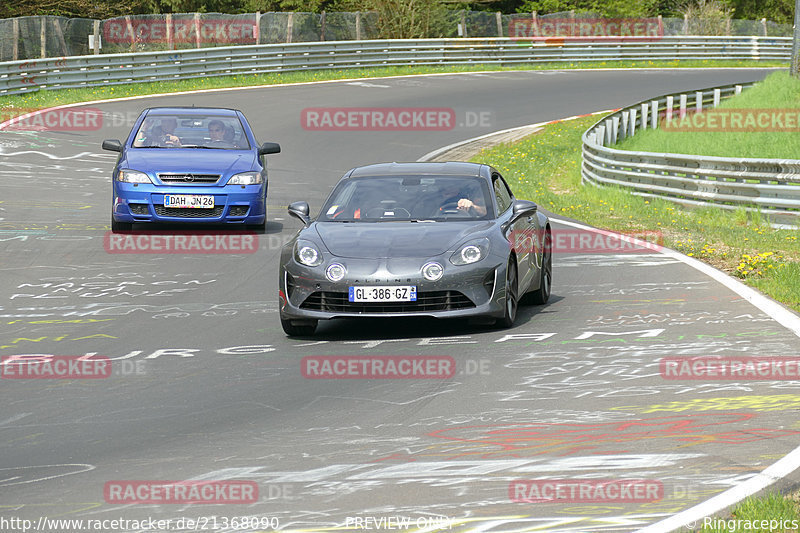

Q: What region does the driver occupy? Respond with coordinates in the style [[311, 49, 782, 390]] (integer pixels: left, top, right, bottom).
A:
[[208, 120, 226, 142], [436, 181, 486, 216]]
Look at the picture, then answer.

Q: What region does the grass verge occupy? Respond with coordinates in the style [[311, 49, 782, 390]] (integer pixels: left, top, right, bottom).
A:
[[690, 491, 800, 532], [619, 71, 800, 158], [470, 114, 800, 312], [0, 59, 786, 121]]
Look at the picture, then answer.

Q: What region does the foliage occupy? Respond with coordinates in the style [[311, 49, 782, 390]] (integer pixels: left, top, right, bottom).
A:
[[338, 0, 453, 38], [681, 0, 734, 35]]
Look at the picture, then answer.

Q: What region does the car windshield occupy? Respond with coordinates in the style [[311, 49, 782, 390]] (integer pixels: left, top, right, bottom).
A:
[[132, 114, 250, 149], [319, 175, 493, 222]]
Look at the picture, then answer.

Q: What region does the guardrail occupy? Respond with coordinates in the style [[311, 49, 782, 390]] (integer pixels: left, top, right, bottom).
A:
[[0, 36, 791, 96], [581, 82, 800, 222]]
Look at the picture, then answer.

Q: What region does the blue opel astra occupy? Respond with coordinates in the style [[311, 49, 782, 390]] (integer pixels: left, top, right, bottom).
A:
[[102, 107, 280, 232]]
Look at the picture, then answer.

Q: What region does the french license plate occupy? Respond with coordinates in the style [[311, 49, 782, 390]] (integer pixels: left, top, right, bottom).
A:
[[164, 195, 214, 208], [349, 286, 417, 303]]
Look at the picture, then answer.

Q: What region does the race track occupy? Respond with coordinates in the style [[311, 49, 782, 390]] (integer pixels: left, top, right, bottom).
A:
[[3, 68, 800, 533]]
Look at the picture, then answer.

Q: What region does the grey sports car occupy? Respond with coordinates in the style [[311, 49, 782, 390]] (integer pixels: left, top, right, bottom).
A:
[[278, 162, 552, 336]]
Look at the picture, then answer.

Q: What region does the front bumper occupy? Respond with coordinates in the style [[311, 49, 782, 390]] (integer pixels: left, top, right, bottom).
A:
[[279, 257, 508, 322], [112, 182, 266, 225]]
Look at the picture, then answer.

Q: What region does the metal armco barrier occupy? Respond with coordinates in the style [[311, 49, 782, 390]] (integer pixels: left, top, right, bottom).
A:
[[0, 36, 791, 96], [581, 82, 800, 220]]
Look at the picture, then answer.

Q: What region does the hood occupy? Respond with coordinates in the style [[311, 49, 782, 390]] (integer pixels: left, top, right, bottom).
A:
[[314, 221, 493, 259], [123, 149, 256, 176]]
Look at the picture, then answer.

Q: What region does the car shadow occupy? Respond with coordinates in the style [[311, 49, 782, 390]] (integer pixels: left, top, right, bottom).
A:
[[306, 293, 564, 341], [120, 221, 282, 234]]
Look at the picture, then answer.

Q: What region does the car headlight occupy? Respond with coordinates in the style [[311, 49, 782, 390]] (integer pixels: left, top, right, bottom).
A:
[[422, 261, 444, 281], [295, 240, 323, 267], [228, 172, 263, 185], [117, 169, 152, 184], [326, 263, 346, 282], [450, 238, 489, 265]]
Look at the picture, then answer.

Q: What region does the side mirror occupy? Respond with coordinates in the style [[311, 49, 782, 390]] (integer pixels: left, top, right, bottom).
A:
[[288, 201, 311, 227], [258, 142, 281, 156], [512, 199, 537, 217], [102, 139, 122, 152]]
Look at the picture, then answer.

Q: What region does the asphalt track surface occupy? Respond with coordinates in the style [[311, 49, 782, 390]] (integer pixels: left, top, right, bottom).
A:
[[2, 68, 800, 533]]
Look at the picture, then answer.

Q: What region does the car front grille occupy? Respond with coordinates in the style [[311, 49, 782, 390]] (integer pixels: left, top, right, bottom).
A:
[[300, 290, 475, 313], [158, 173, 220, 185], [154, 205, 224, 218]]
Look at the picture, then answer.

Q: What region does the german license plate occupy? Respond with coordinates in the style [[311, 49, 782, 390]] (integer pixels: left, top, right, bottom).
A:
[[349, 286, 417, 302], [164, 195, 214, 208]]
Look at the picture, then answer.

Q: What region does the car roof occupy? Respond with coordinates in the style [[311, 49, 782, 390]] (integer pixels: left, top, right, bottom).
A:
[[347, 162, 488, 179], [144, 107, 241, 117]]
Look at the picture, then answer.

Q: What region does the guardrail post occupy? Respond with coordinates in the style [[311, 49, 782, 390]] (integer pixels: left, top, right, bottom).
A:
[[761, 18, 767, 36], [650, 100, 658, 129], [40, 17, 46, 58], [321, 11, 326, 41], [496, 12, 503, 37], [287, 12, 294, 43], [126, 16, 135, 52], [679, 93, 687, 118], [735, 84, 742, 95], [255, 12, 261, 45], [611, 116, 619, 144], [93, 20, 100, 54], [620, 112, 628, 141], [605, 118, 613, 145], [12, 18, 19, 61], [629, 108, 637, 137], [356, 12, 362, 40], [713, 88, 721, 107], [596, 124, 605, 146], [460, 11, 467, 38], [194, 13, 201, 48], [666, 96, 673, 122], [695, 91, 703, 112], [641, 103, 649, 130], [166, 14, 173, 50]]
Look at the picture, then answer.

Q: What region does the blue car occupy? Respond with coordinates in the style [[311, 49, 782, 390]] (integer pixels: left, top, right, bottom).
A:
[[102, 107, 280, 232]]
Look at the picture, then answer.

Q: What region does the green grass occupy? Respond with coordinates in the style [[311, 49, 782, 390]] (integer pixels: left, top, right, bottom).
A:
[[619, 71, 800, 158], [0, 59, 786, 121], [690, 492, 800, 532], [470, 113, 800, 312]]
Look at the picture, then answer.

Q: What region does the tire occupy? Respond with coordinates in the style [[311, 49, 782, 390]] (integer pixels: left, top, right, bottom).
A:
[[111, 218, 132, 233], [496, 258, 518, 328], [281, 317, 317, 336], [528, 229, 552, 305]]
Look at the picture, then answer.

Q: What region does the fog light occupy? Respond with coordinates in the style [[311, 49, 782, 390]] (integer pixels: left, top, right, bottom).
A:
[[422, 262, 443, 281], [326, 263, 346, 282]]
